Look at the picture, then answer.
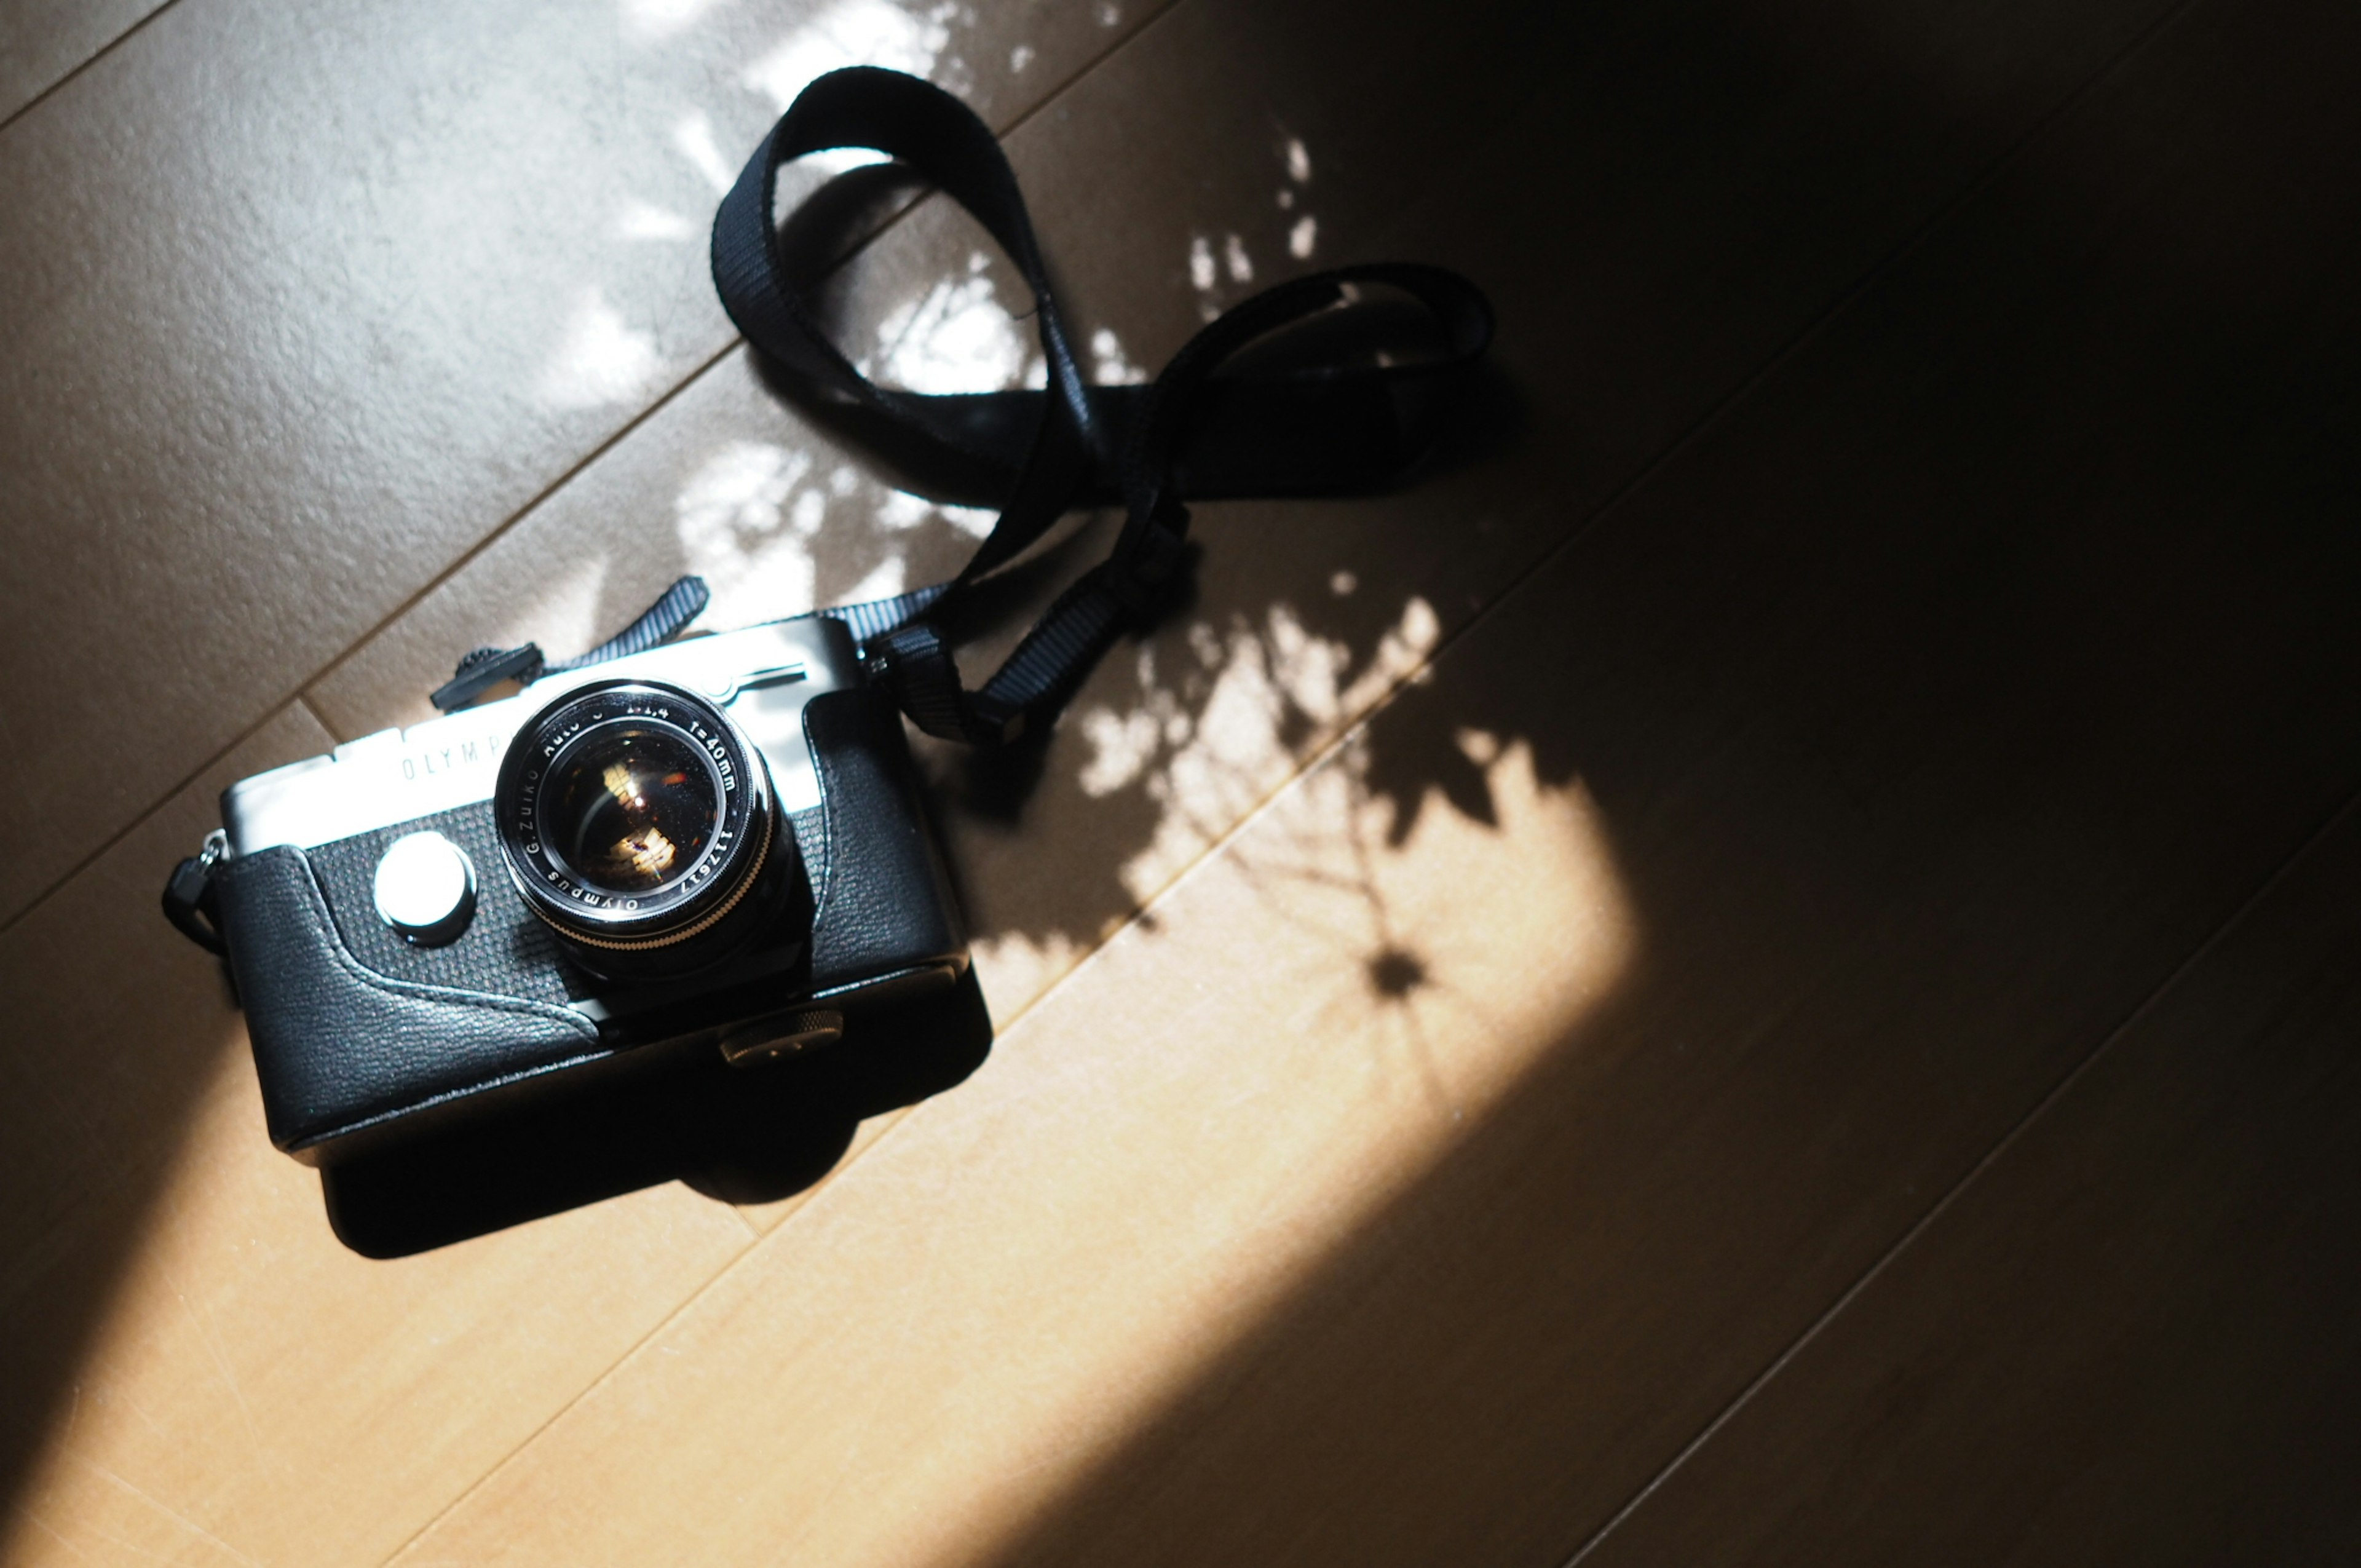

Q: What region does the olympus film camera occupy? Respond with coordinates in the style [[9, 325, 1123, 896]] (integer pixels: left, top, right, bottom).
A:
[[180, 616, 968, 1163]]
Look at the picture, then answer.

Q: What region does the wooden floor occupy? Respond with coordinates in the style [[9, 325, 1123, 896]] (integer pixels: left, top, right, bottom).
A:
[[4, 0, 2358, 1561]]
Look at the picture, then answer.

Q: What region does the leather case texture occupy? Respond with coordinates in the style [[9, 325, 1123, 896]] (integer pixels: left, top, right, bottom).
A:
[[214, 844, 604, 1155]]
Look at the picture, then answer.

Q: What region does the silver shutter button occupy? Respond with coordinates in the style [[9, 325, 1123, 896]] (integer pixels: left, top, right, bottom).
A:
[[372, 831, 477, 946]]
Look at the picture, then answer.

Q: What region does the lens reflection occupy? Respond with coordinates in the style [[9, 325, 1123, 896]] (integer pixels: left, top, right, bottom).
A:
[[542, 723, 720, 895]]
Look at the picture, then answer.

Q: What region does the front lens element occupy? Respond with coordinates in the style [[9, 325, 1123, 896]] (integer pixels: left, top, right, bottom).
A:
[[493, 678, 793, 964], [542, 723, 721, 897]]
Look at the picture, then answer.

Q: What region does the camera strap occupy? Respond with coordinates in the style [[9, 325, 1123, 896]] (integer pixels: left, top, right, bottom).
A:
[[714, 66, 1490, 743], [433, 66, 1490, 740]]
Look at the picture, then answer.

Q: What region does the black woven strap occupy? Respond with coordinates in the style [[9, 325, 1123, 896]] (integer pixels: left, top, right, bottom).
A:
[[713, 66, 1492, 744]]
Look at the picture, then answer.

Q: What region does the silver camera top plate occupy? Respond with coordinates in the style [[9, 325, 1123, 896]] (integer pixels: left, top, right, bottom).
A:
[[223, 617, 863, 857]]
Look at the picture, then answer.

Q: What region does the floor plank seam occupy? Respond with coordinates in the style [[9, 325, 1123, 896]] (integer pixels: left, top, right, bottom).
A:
[[290, 692, 337, 752], [0, 0, 184, 141], [360, 1231, 764, 1568], [1556, 777, 2361, 1567], [0, 695, 312, 943], [988, 0, 1190, 146]]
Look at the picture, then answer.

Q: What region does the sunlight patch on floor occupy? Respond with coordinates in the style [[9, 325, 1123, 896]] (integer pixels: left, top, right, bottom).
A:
[[915, 733, 1635, 1568], [742, 0, 959, 111], [535, 289, 665, 411]]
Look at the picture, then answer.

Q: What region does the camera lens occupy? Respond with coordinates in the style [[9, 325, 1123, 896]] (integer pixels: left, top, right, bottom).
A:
[[493, 679, 800, 973]]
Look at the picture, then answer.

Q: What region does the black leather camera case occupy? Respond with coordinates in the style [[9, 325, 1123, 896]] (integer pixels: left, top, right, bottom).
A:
[[215, 686, 965, 1162]]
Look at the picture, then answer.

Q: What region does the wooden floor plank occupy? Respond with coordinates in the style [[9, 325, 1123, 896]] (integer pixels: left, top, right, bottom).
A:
[[0, 0, 1163, 927], [388, 0, 2361, 1557], [1570, 799, 2361, 1566]]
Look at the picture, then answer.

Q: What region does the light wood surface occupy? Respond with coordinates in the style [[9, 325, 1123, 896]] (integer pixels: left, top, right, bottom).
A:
[[3, 0, 2357, 1562]]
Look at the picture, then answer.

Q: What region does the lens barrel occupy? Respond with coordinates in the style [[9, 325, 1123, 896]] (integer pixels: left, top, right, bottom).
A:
[[493, 679, 794, 974]]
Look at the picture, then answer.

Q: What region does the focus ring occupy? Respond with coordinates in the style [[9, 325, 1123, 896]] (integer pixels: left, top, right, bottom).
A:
[[492, 678, 779, 956]]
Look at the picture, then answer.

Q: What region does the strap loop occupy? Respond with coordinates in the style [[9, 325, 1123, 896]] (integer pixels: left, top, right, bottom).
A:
[[162, 830, 228, 954], [712, 66, 1492, 745]]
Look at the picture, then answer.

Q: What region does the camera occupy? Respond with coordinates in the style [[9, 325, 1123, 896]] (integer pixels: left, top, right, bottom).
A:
[[186, 615, 968, 1164]]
